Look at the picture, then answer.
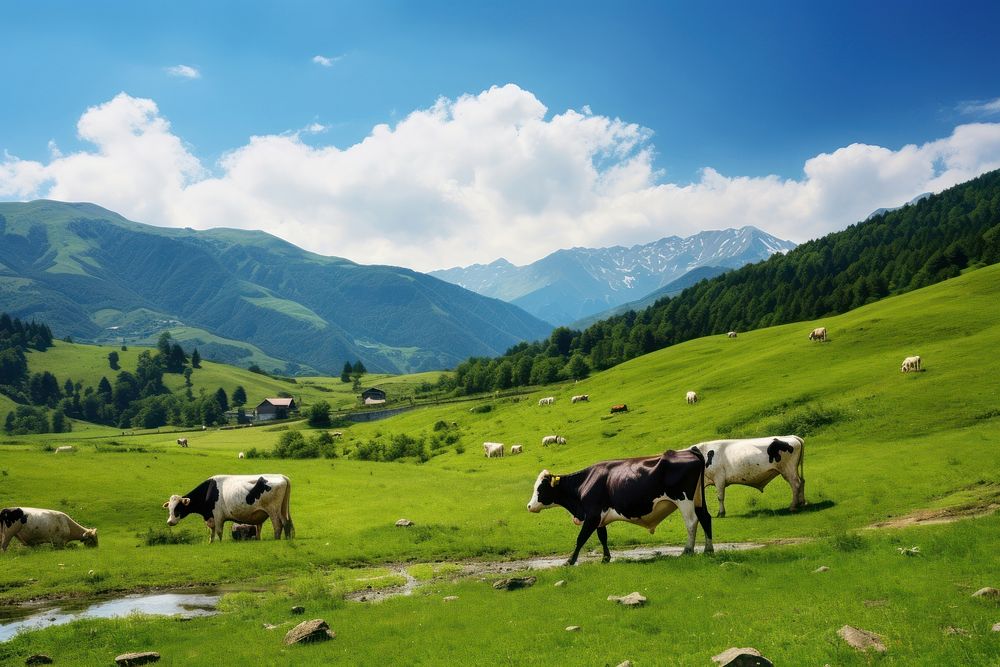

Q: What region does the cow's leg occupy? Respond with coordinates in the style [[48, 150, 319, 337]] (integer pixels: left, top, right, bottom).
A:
[[0, 529, 15, 552], [596, 526, 611, 562], [695, 504, 714, 554], [715, 479, 727, 518], [783, 470, 805, 510], [270, 514, 284, 540], [567, 517, 599, 566], [677, 500, 698, 555]]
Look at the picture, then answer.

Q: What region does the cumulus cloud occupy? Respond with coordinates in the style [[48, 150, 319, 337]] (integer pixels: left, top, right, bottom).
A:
[[958, 97, 1000, 116], [165, 64, 201, 79], [312, 54, 343, 67], [3, 85, 1000, 272]]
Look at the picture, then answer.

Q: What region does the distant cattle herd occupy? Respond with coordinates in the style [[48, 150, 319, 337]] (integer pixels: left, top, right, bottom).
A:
[[2, 323, 923, 565]]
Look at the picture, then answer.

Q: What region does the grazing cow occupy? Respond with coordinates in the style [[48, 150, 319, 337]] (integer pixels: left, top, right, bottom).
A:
[[231, 523, 261, 541], [808, 327, 827, 342], [176, 438, 189, 448], [54, 446, 75, 453], [510, 444, 523, 455], [332, 431, 343, 437], [610, 404, 628, 414], [686, 391, 698, 404], [163, 474, 294, 542], [483, 442, 505, 458], [238, 451, 245, 459], [538, 396, 555, 406], [1, 508, 97, 551], [690, 435, 805, 517], [526, 449, 713, 565], [901, 355, 921, 373], [571, 394, 589, 403], [541, 435, 562, 446], [727, 331, 737, 338]]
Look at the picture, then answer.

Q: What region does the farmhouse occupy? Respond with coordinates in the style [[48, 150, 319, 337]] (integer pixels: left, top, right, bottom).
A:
[[361, 387, 387, 405], [255, 397, 297, 421]]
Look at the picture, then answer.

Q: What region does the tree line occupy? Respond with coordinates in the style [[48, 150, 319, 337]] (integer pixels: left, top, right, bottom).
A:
[[446, 169, 1000, 394]]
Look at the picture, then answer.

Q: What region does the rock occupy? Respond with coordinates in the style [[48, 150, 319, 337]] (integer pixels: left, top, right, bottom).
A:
[[608, 592, 647, 607], [837, 625, 887, 653], [25, 656, 53, 665], [813, 566, 830, 573], [554, 580, 566, 587], [615, 662, 633, 667], [492, 576, 536, 591], [711, 647, 773, 666], [395, 518, 414, 527], [443, 596, 459, 602], [972, 587, 1000, 599], [114, 652, 161, 666], [565, 625, 581, 632], [290, 605, 305, 615], [991, 621, 1000, 632], [944, 626, 969, 636], [283, 619, 335, 645], [263, 623, 279, 630]]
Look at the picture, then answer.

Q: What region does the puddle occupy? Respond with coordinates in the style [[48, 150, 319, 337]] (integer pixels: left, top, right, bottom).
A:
[[0, 590, 220, 642], [347, 541, 769, 603]]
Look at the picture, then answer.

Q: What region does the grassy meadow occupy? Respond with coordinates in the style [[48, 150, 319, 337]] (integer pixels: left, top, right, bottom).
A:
[[1, 264, 999, 664]]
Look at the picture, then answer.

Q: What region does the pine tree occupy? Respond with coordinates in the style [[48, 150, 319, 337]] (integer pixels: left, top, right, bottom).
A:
[[191, 348, 201, 368]]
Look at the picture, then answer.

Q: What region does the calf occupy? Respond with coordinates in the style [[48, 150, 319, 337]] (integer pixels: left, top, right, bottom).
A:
[[727, 331, 737, 338], [538, 396, 555, 406], [571, 394, 589, 403], [527, 450, 713, 565], [690, 435, 805, 517], [1, 508, 98, 551], [231, 523, 261, 541]]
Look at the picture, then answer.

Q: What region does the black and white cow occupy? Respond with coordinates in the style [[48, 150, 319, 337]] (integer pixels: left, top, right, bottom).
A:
[[526, 449, 713, 565], [1, 508, 98, 551], [163, 474, 294, 542], [690, 435, 805, 517]]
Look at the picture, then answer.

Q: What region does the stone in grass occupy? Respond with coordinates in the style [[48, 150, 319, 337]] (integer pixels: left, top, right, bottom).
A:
[[837, 625, 887, 653], [813, 566, 830, 573], [284, 619, 335, 645], [711, 647, 774, 667], [492, 576, 536, 591], [114, 652, 161, 666], [290, 606, 305, 615], [25, 656, 53, 666], [972, 587, 1000, 599], [443, 596, 459, 602], [616, 662, 633, 667], [608, 592, 647, 607], [395, 518, 415, 527], [991, 621, 1000, 632], [554, 580, 566, 587], [565, 625, 581, 632]]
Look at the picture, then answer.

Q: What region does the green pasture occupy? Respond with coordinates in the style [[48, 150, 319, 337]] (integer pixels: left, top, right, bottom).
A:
[[1, 264, 998, 664]]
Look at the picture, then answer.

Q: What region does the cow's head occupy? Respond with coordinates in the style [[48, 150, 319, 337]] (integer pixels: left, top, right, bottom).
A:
[[527, 469, 560, 513], [162, 495, 192, 526], [81, 528, 98, 547]]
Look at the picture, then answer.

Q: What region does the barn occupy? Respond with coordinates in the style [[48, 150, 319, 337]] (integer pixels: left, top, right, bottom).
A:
[[255, 397, 297, 422], [361, 388, 387, 405]]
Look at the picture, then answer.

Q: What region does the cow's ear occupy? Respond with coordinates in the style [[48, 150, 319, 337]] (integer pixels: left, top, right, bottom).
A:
[[181, 497, 191, 506], [162, 501, 170, 508], [550, 476, 561, 487]]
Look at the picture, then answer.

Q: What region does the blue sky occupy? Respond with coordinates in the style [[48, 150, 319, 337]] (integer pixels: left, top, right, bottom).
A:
[[3, 1, 1000, 270]]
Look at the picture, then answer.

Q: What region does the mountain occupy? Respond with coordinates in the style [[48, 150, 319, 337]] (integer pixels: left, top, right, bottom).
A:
[[430, 227, 795, 326], [569, 265, 730, 330], [866, 192, 932, 220], [0, 200, 552, 374]]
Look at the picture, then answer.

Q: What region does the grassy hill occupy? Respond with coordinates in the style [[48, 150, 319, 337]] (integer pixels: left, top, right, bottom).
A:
[[0, 263, 997, 664]]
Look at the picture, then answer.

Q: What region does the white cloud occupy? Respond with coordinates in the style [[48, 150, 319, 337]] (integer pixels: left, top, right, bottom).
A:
[[165, 64, 201, 79], [3, 85, 1000, 273], [958, 97, 1000, 116], [312, 55, 343, 67]]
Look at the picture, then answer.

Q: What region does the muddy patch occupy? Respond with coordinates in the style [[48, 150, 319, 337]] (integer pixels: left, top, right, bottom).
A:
[[867, 503, 999, 529], [345, 541, 771, 604]]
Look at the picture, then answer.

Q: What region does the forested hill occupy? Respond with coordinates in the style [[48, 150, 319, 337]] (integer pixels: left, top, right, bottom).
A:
[[449, 169, 1000, 393]]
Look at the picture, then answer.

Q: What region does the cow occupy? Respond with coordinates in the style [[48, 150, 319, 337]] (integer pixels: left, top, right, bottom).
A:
[[901, 355, 921, 373], [163, 474, 294, 542], [1, 508, 98, 551], [610, 404, 628, 414], [571, 394, 589, 403], [231, 523, 261, 541], [686, 391, 698, 404], [689, 435, 805, 517], [526, 449, 713, 565], [727, 331, 737, 338], [483, 442, 505, 458], [332, 431, 343, 437], [808, 327, 827, 342], [538, 396, 555, 406], [510, 444, 523, 455], [54, 446, 75, 453], [541, 435, 563, 446], [238, 451, 245, 459], [177, 438, 189, 448]]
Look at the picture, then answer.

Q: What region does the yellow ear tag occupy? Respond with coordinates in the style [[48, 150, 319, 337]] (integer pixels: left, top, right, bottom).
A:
[[550, 476, 561, 487]]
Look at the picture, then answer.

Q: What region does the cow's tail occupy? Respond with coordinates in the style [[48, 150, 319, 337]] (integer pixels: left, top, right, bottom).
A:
[[282, 478, 295, 539]]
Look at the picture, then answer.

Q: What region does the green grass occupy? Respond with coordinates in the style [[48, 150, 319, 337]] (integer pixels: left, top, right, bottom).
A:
[[1, 264, 999, 664]]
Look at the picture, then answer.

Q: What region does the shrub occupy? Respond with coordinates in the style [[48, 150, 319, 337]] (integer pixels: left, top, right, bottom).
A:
[[142, 527, 199, 546], [469, 404, 492, 414]]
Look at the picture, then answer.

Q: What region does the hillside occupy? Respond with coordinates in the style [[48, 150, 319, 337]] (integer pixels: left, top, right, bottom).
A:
[[0, 201, 552, 374], [430, 226, 794, 325]]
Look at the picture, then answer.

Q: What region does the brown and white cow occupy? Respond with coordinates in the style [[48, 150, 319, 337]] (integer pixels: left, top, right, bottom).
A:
[[177, 438, 189, 448], [689, 435, 805, 517], [527, 449, 713, 565], [1, 508, 98, 551], [610, 404, 628, 414], [163, 474, 293, 542], [808, 327, 827, 342]]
